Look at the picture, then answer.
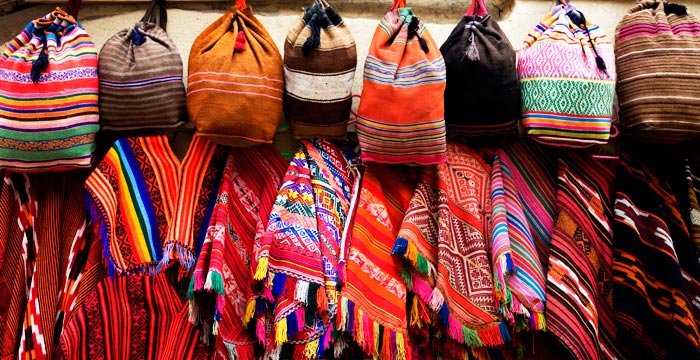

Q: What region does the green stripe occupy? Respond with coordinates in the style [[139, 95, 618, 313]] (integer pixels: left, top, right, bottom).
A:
[[0, 124, 98, 141], [0, 142, 94, 161], [520, 78, 615, 116]]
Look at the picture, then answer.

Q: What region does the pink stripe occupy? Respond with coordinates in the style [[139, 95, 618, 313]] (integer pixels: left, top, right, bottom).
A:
[[188, 79, 282, 93], [0, 87, 97, 98], [522, 122, 610, 131], [187, 88, 283, 101], [188, 71, 283, 83]]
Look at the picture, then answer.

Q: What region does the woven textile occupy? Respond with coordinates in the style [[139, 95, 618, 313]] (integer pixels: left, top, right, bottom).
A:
[[252, 139, 352, 357], [393, 143, 508, 349], [0, 8, 98, 172], [356, 1, 446, 165], [545, 152, 620, 360], [490, 147, 547, 331], [518, 5, 616, 147], [85, 135, 226, 275], [615, 1, 700, 143], [613, 152, 700, 359], [188, 1, 284, 147], [57, 273, 212, 360], [189, 145, 286, 360], [340, 164, 412, 359], [98, 0, 187, 133], [439, 0, 519, 136], [284, 0, 356, 139], [0, 172, 92, 360], [686, 157, 700, 254]]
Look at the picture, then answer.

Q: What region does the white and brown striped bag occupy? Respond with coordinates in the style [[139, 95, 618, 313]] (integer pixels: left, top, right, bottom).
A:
[[616, 1, 700, 143], [284, 0, 356, 139], [98, 0, 187, 133]]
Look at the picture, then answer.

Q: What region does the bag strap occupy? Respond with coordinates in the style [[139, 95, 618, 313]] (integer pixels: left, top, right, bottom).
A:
[[141, 0, 168, 30], [66, 0, 81, 19], [391, 0, 406, 11], [465, 0, 487, 17]]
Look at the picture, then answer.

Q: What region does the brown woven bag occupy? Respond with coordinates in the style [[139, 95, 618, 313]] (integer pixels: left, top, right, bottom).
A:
[[188, 0, 284, 146]]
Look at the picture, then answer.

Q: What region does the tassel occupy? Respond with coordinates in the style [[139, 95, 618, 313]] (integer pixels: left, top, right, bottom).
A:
[[302, 12, 321, 56], [373, 322, 381, 356], [407, 16, 429, 53], [396, 332, 406, 360], [130, 26, 146, 46], [392, 238, 408, 256], [244, 299, 256, 325], [463, 326, 482, 347], [295, 280, 310, 304], [287, 312, 298, 339], [271, 272, 286, 296], [234, 30, 246, 52], [409, 295, 421, 328], [256, 320, 266, 343], [275, 318, 287, 345], [30, 41, 49, 83], [595, 55, 607, 72], [465, 30, 480, 62], [428, 287, 445, 312], [204, 271, 224, 295], [317, 286, 329, 312], [334, 336, 349, 358], [416, 253, 430, 276], [305, 339, 319, 359], [254, 257, 268, 280]]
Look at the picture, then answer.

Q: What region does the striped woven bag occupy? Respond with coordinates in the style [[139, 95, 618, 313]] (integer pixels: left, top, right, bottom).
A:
[[98, 0, 187, 134], [0, 7, 98, 172], [356, 0, 447, 165], [518, 4, 616, 148], [284, 0, 357, 139], [616, 1, 700, 143]]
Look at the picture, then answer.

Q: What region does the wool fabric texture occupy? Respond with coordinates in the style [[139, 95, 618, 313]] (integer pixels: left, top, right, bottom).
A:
[[440, 6, 519, 136], [189, 145, 286, 360], [613, 152, 700, 359], [57, 273, 213, 360], [393, 143, 509, 348], [0, 172, 94, 360], [340, 164, 412, 360], [490, 146, 548, 331], [252, 139, 352, 357], [545, 152, 621, 360], [518, 5, 616, 147], [188, 2, 284, 147], [98, 1, 187, 134], [356, 1, 447, 165], [615, 1, 700, 143], [85, 135, 227, 275], [284, 0, 356, 139], [0, 8, 99, 172]]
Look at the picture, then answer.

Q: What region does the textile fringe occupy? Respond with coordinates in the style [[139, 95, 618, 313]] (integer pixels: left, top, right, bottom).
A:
[[244, 299, 256, 325], [254, 256, 269, 280], [204, 271, 224, 295], [295, 280, 310, 304], [275, 317, 288, 345], [471, 347, 491, 360], [223, 342, 256, 360], [339, 297, 411, 360], [334, 336, 349, 358], [411, 274, 509, 347], [160, 242, 196, 271]]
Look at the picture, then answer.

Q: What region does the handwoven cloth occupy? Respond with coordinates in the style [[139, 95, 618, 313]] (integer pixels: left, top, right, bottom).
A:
[[85, 135, 226, 275], [0, 8, 99, 172], [251, 139, 352, 358], [439, 0, 519, 136], [284, 0, 356, 139], [188, 1, 284, 147], [490, 146, 548, 331], [613, 152, 700, 359], [189, 145, 286, 360], [57, 273, 212, 359], [615, 1, 700, 143], [340, 164, 413, 359], [98, 0, 187, 133], [356, 0, 447, 165], [518, 5, 616, 147], [545, 152, 620, 360], [393, 143, 508, 348]]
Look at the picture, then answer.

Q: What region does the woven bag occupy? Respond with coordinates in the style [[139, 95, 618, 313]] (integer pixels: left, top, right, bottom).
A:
[[518, 4, 616, 148], [98, 0, 187, 134], [440, 0, 519, 137], [616, 1, 700, 143], [188, 0, 283, 147], [0, 7, 98, 172], [284, 0, 356, 139], [356, 0, 447, 165]]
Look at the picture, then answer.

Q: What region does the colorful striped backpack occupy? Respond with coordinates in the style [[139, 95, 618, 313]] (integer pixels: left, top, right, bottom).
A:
[[188, 0, 284, 147], [98, 0, 187, 134], [440, 0, 520, 137], [356, 0, 447, 165], [518, 3, 616, 147], [616, 1, 700, 143], [0, 7, 99, 172], [284, 0, 357, 139]]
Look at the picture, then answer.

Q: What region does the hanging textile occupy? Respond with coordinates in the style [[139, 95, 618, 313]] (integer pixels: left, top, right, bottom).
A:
[[189, 145, 286, 360], [338, 163, 413, 359], [393, 143, 508, 349], [490, 144, 549, 331], [251, 139, 353, 358], [56, 273, 212, 359], [544, 151, 621, 360], [0, 172, 94, 360], [85, 135, 227, 275], [613, 152, 700, 359], [685, 156, 700, 255]]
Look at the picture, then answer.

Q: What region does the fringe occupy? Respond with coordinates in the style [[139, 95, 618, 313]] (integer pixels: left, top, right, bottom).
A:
[[160, 242, 196, 271], [295, 280, 310, 304], [275, 317, 288, 345], [244, 299, 256, 325], [254, 256, 269, 280], [204, 271, 224, 295], [223, 342, 256, 360]]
